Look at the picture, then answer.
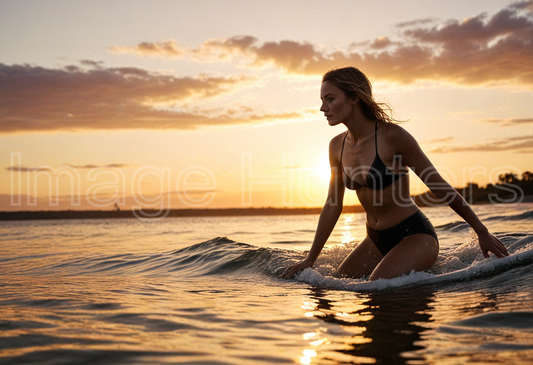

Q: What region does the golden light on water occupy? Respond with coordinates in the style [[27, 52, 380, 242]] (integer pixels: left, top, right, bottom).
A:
[[300, 349, 317, 364], [301, 301, 316, 310], [341, 215, 355, 244]]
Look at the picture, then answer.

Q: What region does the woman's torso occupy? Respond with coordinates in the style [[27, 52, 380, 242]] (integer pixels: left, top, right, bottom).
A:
[[335, 122, 419, 230]]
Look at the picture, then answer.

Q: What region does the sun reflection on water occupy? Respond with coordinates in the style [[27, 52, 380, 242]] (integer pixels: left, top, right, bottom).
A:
[[300, 349, 317, 364], [341, 215, 355, 244]]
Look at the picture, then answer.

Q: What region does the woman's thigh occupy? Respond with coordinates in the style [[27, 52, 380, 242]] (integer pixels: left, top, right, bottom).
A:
[[369, 234, 439, 281], [335, 237, 383, 278]]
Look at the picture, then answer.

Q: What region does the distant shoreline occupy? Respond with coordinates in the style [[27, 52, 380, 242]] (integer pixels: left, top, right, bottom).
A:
[[0, 206, 366, 221], [2, 176, 531, 221]]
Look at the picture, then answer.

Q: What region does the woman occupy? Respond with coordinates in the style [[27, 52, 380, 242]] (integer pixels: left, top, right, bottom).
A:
[[281, 67, 508, 281]]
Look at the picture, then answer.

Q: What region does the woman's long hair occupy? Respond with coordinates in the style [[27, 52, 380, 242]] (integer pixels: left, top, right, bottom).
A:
[[322, 67, 402, 124]]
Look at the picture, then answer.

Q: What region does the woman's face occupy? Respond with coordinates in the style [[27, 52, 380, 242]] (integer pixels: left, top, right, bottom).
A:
[[320, 81, 354, 126]]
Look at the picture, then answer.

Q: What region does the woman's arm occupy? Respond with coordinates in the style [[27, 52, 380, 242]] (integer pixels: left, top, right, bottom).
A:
[[280, 138, 346, 279], [280, 202, 343, 279], [396, 127, 509, 258]]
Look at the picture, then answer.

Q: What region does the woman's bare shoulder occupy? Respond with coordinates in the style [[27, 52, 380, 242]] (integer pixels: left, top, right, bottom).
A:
[[381, 122, 429, 164], [381, 122, 406, 134], [381, 122, 417, 143]]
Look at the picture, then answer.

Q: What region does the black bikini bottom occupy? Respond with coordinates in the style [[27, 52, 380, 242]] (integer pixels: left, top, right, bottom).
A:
[[366, 210, 438, 257]]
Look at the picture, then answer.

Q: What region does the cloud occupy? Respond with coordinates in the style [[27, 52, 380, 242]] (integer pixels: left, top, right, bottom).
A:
[[109, 36, 258, 62], [482, 118, 533, 125], [430, 135, 533, 153], [110, 36, 340, 74], [110, 40, 186, 58], [63, 163, 132, 169], [5, 163, 131, 172], [6, 166, 52, 172], [112, 2, 533, 86], [396, 18, 439, 28], [423, 137, 455, 144], [0, 63, 309, 134]]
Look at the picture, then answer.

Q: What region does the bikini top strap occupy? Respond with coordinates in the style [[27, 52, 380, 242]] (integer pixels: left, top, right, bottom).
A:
[[340, 131, 349, 163]]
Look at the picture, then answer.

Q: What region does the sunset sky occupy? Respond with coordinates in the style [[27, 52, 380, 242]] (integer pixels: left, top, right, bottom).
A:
[[1, 0, 532, 211]]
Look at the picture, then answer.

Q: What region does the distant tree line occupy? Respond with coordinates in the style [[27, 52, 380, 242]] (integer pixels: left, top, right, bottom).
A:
[[497, 171, 533, 183], [413, 171, 533, 206]]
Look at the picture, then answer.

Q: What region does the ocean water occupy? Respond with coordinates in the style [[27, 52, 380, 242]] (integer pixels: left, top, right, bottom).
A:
[[1, 203, 533, 365]]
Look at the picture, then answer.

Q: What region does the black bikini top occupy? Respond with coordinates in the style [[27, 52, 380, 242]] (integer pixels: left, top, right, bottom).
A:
[[340, 121, 407, 190]]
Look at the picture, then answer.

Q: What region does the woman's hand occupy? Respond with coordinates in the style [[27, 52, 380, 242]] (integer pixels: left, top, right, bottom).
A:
[[478, 232, 509, 258], [280, 258, 314, 279]]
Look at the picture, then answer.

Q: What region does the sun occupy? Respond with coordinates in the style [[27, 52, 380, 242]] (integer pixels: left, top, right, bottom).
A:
[[317, 154, 331, 182]]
